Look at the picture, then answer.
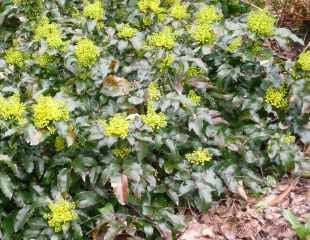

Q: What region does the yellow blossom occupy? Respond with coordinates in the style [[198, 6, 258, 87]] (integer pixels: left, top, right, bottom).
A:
[[33, 96, 69, 131], [112, 145, 131, 159], [45, 199, 77, 232], [117, 24, 138, 39], [83, 0, 104, 21], [75, 38, 100, 67], [55, 136, 66, 152], [4, 48, 25, 68], [148, 27, 176, 50], [265, 86, 288, 109], [142, 104, 167, 130], [138, 0, 163, 14], [227, 37, 242, 53], [282, 134, 295, 145], [190, 24, 216, 45], [0, 94, 26, 123], [103, 114, 130, 139], [148, 82, 161, 101], [297, 51, 310, 71], [196, 5, 221, 25], [170, 1, 188, 20], [188, 90, 201, 106], [185, 148, 212, 165], [35, 53, 52, 67], [34, 17, 64, 49], [248, 10, 275, 36]]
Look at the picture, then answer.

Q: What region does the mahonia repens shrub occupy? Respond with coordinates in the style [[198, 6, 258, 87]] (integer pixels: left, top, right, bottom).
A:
[[0, 0, 308, 239]]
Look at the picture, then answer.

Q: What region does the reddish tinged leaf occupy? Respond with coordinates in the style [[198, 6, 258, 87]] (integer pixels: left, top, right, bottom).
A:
[[304, 144, 310, 157], [157, 223, 173, 240], [111, 175, 129, 205]]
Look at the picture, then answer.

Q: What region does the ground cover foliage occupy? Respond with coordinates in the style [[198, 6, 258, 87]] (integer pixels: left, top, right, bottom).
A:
[[0, 0, 309, 239]]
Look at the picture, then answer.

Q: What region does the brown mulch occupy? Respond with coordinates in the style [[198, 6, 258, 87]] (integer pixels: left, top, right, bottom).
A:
[[179, 178, 310, 240]]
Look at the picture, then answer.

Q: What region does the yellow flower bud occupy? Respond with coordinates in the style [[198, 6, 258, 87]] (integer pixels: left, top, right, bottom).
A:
[[75, 38, 100, 67], [148, 27, 176, 50], [45, 199, 77, 232], [248, 10, 275, 36], [33, 96, 69, 131], [185, 148, 212, 165]]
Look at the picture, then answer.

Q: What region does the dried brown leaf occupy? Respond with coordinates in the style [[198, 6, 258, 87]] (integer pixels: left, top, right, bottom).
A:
[[102, 75, 132, 97], [157, 223, 173, 240], [178, 221, 211, 240], [187, 77, 214, 90], [268, 179, 299, 206], [111, 175, 129, 205], [237, 181, 248, 201]]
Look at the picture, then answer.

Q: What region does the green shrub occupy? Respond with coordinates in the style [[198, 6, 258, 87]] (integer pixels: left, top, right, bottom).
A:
[[0, 0, 309, 239]]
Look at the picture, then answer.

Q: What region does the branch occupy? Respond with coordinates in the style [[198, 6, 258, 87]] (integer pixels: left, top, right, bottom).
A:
[[239, 0, 263, 10]]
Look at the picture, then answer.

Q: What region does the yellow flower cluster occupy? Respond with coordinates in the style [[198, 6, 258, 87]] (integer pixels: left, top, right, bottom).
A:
[[185, 148, 212, 165], [112, 145, 131, 159], [138, 0, 163, 14], [297, 51, 310, 71], [227, 37, 242, 53], [170, 1, 188, 20], [0, 94, 26, 123], [33, 96, 69, 130], [117, 24, 138, 39], [45, 199, 77, 232], [148, 27, 176, 50], [248, 10, 275, 36], [75, 38, 100, 67], [83, 0, 104, 21], [282, 134, 295, 145], [265, 86, 288, 109], [188, 90, 201, 106], [35, 54, 52, 67], [55, 136, 66, 152], [34, 17, 64, 49], [148, 82, 161, 101], [4, 48, 25, 68], [142, 104, 167, 130], [190, 24, 216, 45], [104, 114, 130, 139], [196, 5, 221, 25]]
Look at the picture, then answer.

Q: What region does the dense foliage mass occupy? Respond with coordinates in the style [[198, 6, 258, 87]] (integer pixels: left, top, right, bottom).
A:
[[0, 0, 309, 239]]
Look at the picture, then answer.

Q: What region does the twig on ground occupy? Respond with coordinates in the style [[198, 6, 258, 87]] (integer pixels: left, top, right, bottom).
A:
[[301, 41, 310, 53], [239, 0, 263, 10], [269, 178, 299, 206]]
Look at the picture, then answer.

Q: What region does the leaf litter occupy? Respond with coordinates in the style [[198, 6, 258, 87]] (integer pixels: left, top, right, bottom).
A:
[[178, 178, 310, 240]]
